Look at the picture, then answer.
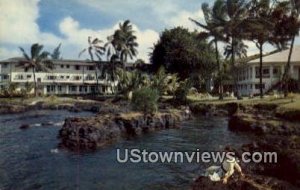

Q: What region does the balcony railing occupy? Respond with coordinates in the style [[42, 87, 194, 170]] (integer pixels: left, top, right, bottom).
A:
[[9, 72, 116, 85]]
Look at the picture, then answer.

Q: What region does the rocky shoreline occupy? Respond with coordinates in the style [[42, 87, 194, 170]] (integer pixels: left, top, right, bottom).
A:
[[0, 102, 103, 115], [2, 99, 300, 189], [191, 102, 300, 190], [58, 109, 191, 150]]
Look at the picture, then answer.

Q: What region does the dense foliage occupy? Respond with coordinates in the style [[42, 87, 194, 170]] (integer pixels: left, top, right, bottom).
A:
[[131, 87, 159, 116], [150, 27, 217, 80]]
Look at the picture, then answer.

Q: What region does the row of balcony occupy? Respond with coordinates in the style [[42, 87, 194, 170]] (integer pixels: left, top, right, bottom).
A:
[[1, 72, 116, 85]]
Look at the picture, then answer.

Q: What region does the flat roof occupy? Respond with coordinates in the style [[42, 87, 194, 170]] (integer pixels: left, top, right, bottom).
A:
[[0, 57, 137, 67]]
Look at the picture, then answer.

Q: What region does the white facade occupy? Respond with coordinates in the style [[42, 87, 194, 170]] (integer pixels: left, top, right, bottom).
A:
[[0, 58, 118, 95], [237, 46, 300, 96]]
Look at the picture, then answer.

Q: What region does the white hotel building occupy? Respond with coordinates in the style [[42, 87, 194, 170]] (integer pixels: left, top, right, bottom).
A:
[[0, 57, 118, 95], [237, 46, 300, 96]]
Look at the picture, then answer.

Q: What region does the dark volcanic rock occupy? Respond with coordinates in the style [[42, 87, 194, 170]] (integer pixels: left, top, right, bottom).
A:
[[228, 113, 300, 135], [192, 135, 300, 190], [58, 110, 189, 150], [192, 174, 298, 190], [0, 105, 26, 114], [275, 109, 300, 122], [19, 124, 30, 130]]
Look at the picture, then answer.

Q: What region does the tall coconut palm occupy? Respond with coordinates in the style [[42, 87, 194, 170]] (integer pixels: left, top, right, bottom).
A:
[[19, 43, 54, 96], [190, 0, 228, 99], [110, 20, 138, 67], [282, 0, 300, 97], [79, 36, 105, 93], [223, 0, 251, 95], [245, 0, 278, 98]]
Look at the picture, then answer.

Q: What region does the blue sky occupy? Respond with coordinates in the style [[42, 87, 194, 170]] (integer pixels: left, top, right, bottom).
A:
[[0, 0, 299, 62]]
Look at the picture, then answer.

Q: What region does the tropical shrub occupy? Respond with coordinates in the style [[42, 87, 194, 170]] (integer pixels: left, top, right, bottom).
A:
[[174, 79, 193, 104], [131, 87, 159, 116], [151, 66, 169, 96], [116, 68, 149, 99], [1, 83, 19, 97], [20, 82, 34, 97]]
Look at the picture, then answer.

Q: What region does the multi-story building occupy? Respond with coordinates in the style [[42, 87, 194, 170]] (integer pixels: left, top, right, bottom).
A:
[[236, 46, 300, 96], [0, 57, 118, 95]]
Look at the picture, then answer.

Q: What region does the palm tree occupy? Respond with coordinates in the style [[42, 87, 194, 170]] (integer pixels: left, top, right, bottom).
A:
[[79, 36, 105, 93], [190, 0, 228, 100], [51, 43, 62, 59], [19, 43, 54, 96], [223, 0, 251, 95], [245, 0, 279, 98], [282, 0, 300, 97], [224, 39, 248, 60], [110, 20, 138, 67]]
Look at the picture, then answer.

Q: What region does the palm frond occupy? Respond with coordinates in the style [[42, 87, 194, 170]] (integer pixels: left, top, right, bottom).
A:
[[78, 48, 87, 58]]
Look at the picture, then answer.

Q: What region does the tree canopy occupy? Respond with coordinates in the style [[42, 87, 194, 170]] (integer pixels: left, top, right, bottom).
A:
[[150, 27, 217, 80]]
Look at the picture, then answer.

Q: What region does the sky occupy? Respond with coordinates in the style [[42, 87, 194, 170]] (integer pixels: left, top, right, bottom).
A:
[[0, 0, 299, 62]]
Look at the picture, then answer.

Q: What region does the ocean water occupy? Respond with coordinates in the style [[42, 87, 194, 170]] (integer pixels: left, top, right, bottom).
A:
[[0, 110, 252, 190]]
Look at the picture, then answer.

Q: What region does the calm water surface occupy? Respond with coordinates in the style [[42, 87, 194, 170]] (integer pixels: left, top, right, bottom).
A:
[[0, 110, 253, 190]]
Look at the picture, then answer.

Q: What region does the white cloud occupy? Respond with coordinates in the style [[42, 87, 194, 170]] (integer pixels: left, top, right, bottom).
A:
[[0, 0, 39, 44], [58, 17, 159, 61], [168, 9, 205, 31], [0, 0, 159, 62], [0, 47, 20, 59], [1, 0, 298, 62], [0, 0, 60, 46], [132, 27, 159, 62]]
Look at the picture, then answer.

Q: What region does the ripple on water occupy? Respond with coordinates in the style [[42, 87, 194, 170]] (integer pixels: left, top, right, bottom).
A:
[[0, 112, 253, 190]]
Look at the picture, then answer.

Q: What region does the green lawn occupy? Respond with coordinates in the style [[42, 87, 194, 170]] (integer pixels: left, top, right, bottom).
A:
[[188, 93, 300, 111]]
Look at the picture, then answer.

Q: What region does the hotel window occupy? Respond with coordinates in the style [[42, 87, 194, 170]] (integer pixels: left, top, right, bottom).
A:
[[27, 75, 31, 79], [2, 63, 8, 68], [255, 67, 270, 78], [74, 76, 82, 80], [69, 86, 77, 92], [88, 66, 95, 70], [58, 86, 62, 91], [66, 76, 70, 79], [263, 68, 270, 77], [249, 68, 252, 78], [90, 86, 96, 93], [60, 76, 64, 79], [66, 65, 70, 68], [47, 85, 55, 92], [60, 65, 64, 68], [24, 68, 29, 72], [255, 84, 265, 89], [255, 67, 259, 78], [86, 75, 94, 80], [3, 75, 9, 80], [17, 75, 24, 80], [273, 67, 280, 76], [75, 65, 80, 70], [79, 86, 88, 92], [48, 75, 56, 80]]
